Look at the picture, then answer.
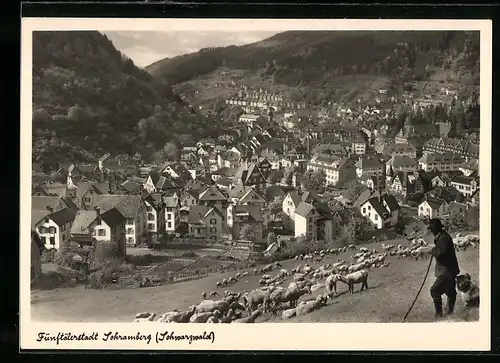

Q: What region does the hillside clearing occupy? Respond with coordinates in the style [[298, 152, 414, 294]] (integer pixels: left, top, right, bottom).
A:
[[31, 239, 479, 323]]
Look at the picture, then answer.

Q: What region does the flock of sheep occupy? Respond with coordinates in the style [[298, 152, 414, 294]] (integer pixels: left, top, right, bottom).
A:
[[133, 232, 479, 324]]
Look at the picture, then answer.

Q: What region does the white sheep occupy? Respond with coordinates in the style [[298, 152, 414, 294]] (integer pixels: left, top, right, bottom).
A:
[[338, 269, 369, 294], [281, 308, 297, 320], [295, 294, 328, 316]]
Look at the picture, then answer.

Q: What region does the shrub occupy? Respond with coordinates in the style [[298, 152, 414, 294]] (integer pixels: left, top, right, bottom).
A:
[[94, 242, 120, 259]]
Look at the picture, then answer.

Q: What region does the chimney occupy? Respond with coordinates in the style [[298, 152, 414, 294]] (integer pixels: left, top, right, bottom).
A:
[[94, 206, 100, 216]]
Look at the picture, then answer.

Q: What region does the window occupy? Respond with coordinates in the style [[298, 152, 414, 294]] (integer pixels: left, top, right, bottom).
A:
[[374, 214, 378, 221], [91, 230, 96, 236], [96, 218, 102, 226], [98, 229, 106, 236], [39, 227, 45, 233], [127, 219, 134, 225], [148, 223, 155, 231], [146, 206, 153, 212], [167, 222, 172, 228], [368, 205, 371, 210], [41, 236, 46, 245], [61, 224, 65, 232], [420, 206, 423, 211], [148, 213, 155, 221], [127, 228, 133, 234], [210, 227, 217, 233], [84, 197, 91, 203], [362, 207, 366, 214], [49, 227, 56, 234], [127, 237, 134, 244], [62, 234, 66, 241], [166, 213, 172, 220], [210, 219, 217, 224], [197, 228, 201, 234], [50, 237, 55, 245]]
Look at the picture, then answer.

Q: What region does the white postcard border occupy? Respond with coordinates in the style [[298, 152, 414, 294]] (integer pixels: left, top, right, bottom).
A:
[[20, 18, 492, 351]]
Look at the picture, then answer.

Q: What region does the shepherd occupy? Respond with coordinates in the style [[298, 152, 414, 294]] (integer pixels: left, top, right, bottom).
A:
[[428, 218, 460, 318]]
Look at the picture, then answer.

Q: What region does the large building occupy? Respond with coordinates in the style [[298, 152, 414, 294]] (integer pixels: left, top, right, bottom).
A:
[[423, 137, 480, 161], [307, 155, 356, 187]]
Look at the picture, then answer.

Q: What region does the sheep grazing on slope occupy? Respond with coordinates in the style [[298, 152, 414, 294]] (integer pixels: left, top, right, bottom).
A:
[[195, 296, 237, 314], [295, 294, 328, 316], [134, 312, 156, 322], [241, 272, 249, 277], [414, 245, 434, 260], [190, 310, 221, 323], [348, 244, 356, 250], [294, 255, 300, 261], [347, 262, 365, 273], [359, 247, 368, 253], [216, 281, 223, 287], [253, 268, 258, 275], [281, 308, 297, 320], [209, 291, 219, 299], [201, 292, 207, 300], [235, 273, 241, 279], [163, 305, 197, 323], [243, 289, 272, 313], [222, 278, 228, 286], [338, 269, 369, 294], [279, 268, 290, 277], [232, 308, 262, 323], [269, 284, 312, 313], [325, 273, 342, 297]]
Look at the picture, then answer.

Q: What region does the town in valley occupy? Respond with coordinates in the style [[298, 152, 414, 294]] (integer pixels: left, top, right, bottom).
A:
[[29, 30, 481, 323]]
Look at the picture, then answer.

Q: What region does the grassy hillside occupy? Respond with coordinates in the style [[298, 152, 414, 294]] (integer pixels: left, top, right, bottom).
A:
[[32, 31, 211, 171], [146, 30, 480, 89], [31, 239, 479, 323]]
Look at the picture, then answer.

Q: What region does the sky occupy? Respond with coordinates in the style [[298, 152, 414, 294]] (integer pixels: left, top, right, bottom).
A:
[[102, 31, 278, 68]]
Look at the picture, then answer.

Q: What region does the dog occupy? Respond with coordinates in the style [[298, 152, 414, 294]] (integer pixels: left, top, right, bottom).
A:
[[456, 273, 480, 308]]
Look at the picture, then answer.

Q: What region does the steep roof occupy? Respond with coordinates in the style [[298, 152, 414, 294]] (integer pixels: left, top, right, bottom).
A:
[[234, 204, 264, 222], [388, 155, 418, 168], [355, 157, 383, 169], [362, 197, 389, 218], [294, 202, 315, 218], [198, 186, 227, 201], [32, 196, 67, 213], [212, 167, 236, 177], [100, 207, 127, 227], [89, 194, 143, 219], [48, 208, 77, 226], [71, 211, 98, 234], [451, 175, 476, 186], [422, 196, 447, 210], [419, 152, 465, 164], [265, 185, 288, 202]]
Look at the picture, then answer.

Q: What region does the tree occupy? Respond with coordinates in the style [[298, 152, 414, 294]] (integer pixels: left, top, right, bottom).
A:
[[267, 232, 278, 246], [163, 142, 180, 161], [322, 191, 341, 212], [281, 166, 295, 185], [239, 224, 258, 241], [343, 180, 366, 202], [300, 169, 326, 192], [347, 216, 365, 242], [268, 195, 284, 220]]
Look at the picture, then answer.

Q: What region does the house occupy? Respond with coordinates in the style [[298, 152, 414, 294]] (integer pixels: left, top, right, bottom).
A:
[[217, 151, 242, 169], [181, 150, 198, 163], [355, 157, 384, 178], [376, 142, 417, 159], [67, 180, 110, 209], [227, 186, 267, 228], [448, 201, 469, 216], [234, 162, 267, 190], [31, 231, 45, 283], [294, 201, 334, 242], [198, 185, 229, 225], [31, 196, 77, 250], [425, 186, 463, 204], [120, 178, 145, 195], [388, 171, 424, 197], [359, 193, 400, 229], [144, 193, 165, 242], [282, 189, 320, 230], [385, 155, 419, 179], [307, 155, 357, 187], [418, 153, 465, 172], [162, 194, 180, 235], [89, 194, 146, 247], [418, 196, 449, 219], [211, 167, 236, 182], [70, 207, 127, 258], [450, 175, 479, 197], [180, 188, 200, 207], [239, 114, 265, 129], [161, 163, 193, 182], [187, 205, 224, 241], [232, 205, 264, 240], [350, 136, 367, 155], [423, 137, 480, 161], [257, 158, 273, 178], [217, 130, 239, 144], [459, 158, 479, 177]]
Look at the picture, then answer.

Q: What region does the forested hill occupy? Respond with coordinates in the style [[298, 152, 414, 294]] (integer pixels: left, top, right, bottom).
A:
[[146, 30, 480, 87], [32, 31, 210, 171]]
